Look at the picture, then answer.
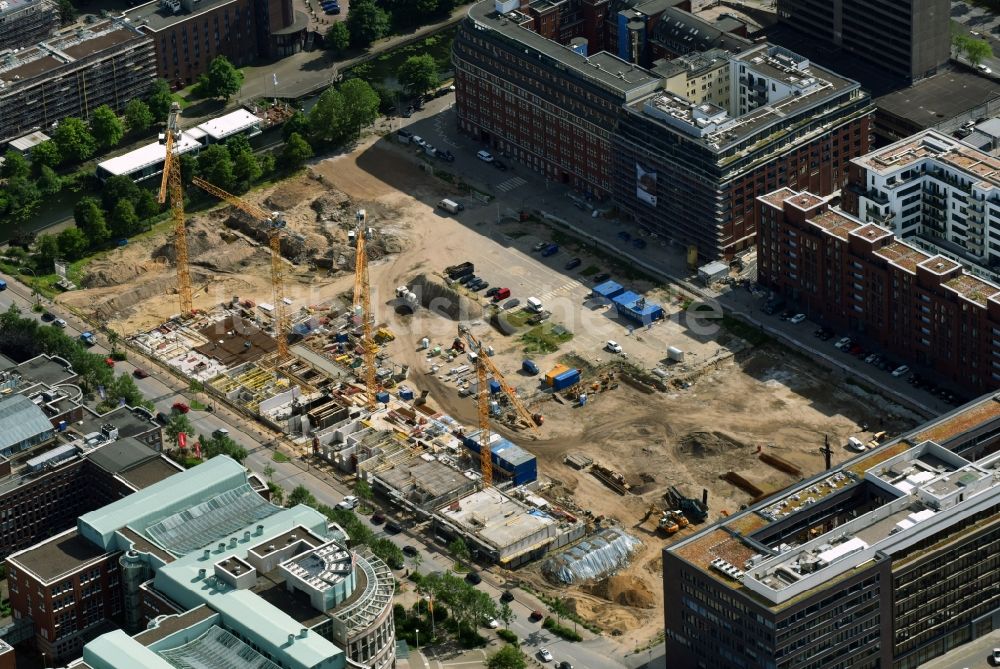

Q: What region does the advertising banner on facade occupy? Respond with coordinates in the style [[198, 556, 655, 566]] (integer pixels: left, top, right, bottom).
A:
[[636, 162, 657, 206]]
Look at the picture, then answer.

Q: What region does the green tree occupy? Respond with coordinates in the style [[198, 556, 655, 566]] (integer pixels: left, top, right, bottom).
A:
[[308, 87, 347, 145], [147, 79, 174, 123], [226, 136, 261, 190], [58, 227, 89, 260], [165, 412, 195, 450], [448, 537, 470, 566], [30, 141, 61, 170], [106, 373, 151, 410], [52, 117, 96, 164], [90, 104, 125, 149], [369, 538, 404, 569], [200, 433, 247, 462], [281, 132, 313, 169], [288, 484, 318, 507], [179, 153, 198, 186], [955, 34, 994, 66], [268, 481, 285, 505], [36, 235, 60, 269], [398, 54, 439, 97], [354, 478, 373, 512], [73, 196, 110, 246], [263, 464, 275, 480], [111, 200, 140, 238], [340, 79, 380, 135], [325, 22, 350, 53], [2, 177, 41, 224], [124, 99, 154, 135], [486, 645, 526, 669], [135, 190, 161, 220], [102, 175, 141, 212], [198, 144, 236, 190], [57, 0, 75, 23], [499, 601, 515, 630], [1, 150, 29, 179], [346, 0, 389, 48], [202, 56, 245, 101], [37, 165, 61, 196], [282, 111, 310, 142]]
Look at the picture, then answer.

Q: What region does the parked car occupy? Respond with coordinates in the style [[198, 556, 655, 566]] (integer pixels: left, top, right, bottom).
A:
[[485, 287, 500, 298], [617, 230, 631, 241], [532, 241, 548, 252], [522, 359, 539, 375], [492, 287, 511, 302], [486, 617, 500, 629], [991, 647, 1000, 666], [500, 590, 515, 603], [155, 412, 171, 425], [541, 243, 559, 257], [892, 365, 910, 377], [977, 63, 993, 75], [465, 572, 482, 585], [384, 521, 402, 534], [538, 649, 553, 662], [412, 135, 425, 147], [606, 340, 622, 353], [565, 257, 582, 270], [556, 662, 574, 669], [337, 495, 359, 510], [477, 150, 495, 163], [458, 273, 476, 285], [502, 298, 521, 310], [53, 318, 67, 328], [370, 512, 385, 525], [593, 272, 611, 283], [789, 313, 806, 324], [397, 129, 412, 139], [779, 309, 796, 321], [402, 545, 418, 557], [834, 337, 852, 350], [41, 311, 55, 322], [436, 149, 455, 162], [133, 368, 149, 379], [171, 402, 190, 414], [529, 610, 544, 622]]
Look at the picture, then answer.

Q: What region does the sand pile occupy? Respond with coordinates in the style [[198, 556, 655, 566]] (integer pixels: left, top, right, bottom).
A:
[[583, 574, 655, 609], [81, 261, 150, 288]]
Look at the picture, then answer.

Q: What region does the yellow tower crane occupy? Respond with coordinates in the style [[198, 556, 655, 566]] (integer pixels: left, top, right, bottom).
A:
[[158, 102, 193, 314], [190, 176, 290, 360], [458, 325, 542, 487], [353, 209, 378, 409]]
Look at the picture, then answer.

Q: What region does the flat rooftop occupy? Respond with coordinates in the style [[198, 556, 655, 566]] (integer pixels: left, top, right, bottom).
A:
[[438, 488, 555, 549], [9, 529, 108, 583], [670, 392, 1000, 608], [466, 2, 661, 98], [17, 354, 75, 386], [123, 0, 240, 32], [876, 69, 1000, 131], [73, 405, 158, 441], [854, 129, 1000, 191], [118, 457, 182, 489], [0, 0, 49, 16]]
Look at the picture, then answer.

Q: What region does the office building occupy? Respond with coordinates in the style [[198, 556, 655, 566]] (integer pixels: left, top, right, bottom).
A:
[[614, 43, 872, 258], [776, 0, 950, 82], [7, 456, 395, 668], [756, 187, 1000, 394], [665, 391, 1000, 668], [0, 19, 157, 147], [0, 0, 56, 50], [122, 0, 308, 86], [844, 130, 1000, 274]]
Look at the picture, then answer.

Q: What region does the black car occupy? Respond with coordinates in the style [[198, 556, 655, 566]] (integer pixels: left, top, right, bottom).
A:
[[565, 257, 582, 270], [370, 512, 385, 525], [486, 287, 500, 297], [398, 129, 412, 139], [384, 521, 402, 534], [41, 312, 55, 322], [436, 149, 455, 162], [557, 662, 574, 669], [402, 545, 418, 557], [493, 159, 508, 171], [155, 412, 170, 425], [472, 281, 489, 292], [465, 572, 482, 585], [458, 273, 476, 285], [402, 107, 413, 118], [617, 231, 631, 241], [500, 590, 515, 603], [593, 273, 611, 284]]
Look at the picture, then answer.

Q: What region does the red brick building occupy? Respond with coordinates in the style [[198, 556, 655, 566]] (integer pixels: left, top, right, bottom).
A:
[[757, 187, 1000, 393]]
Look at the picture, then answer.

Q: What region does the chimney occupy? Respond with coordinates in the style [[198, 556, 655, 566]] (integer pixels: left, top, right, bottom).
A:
[[217, 542, 225, 552], [299, 628, 308, 639], [244, 531, 251, 541], [203, 549, 211, 560], [702, 488, 708, 506], [288, 634, 295, 644], [256, 524, 264, 535], [229, 537, 237, 548], [198, 568, 206, 579]]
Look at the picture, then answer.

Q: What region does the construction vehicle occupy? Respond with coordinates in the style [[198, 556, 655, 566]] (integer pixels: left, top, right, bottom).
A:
[[666, 486, 708, 523], [458, 325, 542, 435], [667, 509, 689, 529], [374, 327, 395, 343], [658, 513, 679, 535], [353, 210, 378, 408], [867, 431, 888, 449], [158, 102, 193, 314], [191, 177, 290, 360]]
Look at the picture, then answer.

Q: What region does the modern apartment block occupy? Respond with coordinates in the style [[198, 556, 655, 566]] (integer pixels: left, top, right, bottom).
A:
[[614, 43, 873, 258], [7, 456, 396, 668], [844, 130, 1000, 276], [122, 0, 308, 85], [665, 391, 1000, 669], [0, 0, 57, 50], [454, 0, 872, 259], [0, 18, 157, 146], [776, 0, 950, 82], [757, 188, 1000, 393]]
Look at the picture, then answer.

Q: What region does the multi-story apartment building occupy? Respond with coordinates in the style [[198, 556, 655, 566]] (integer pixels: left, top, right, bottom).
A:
[[776, 0, 950, 82], [8, 456, 396, 668], [0, 19, 157, 146], [613, 43, 873, 258], [122, 0, 308, 85], [844, 130, 1000, 275], [665, 391, 1000, 668], [0, 0, 56, 50], [757, 187, 1000, 394]]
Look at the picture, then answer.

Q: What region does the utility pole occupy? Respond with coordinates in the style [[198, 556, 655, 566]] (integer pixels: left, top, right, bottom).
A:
[[821, 434, 833, 470]]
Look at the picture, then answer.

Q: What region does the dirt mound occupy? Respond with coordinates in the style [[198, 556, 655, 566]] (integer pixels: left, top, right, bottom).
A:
[[265, 179, 319, 212], [677, 430, 748, 457], [583, 574, 655, 609], [81, 261, 150, 288], [408, 273, 481, 321], [311, 192, 352, 220]]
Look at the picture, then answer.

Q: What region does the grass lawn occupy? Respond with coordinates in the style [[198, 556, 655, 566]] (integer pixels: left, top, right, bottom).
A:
[[521, 323, 573, 353], [502, 309, 534, 328], [580, 264, 600, 276], [272, 451, 291, 463]]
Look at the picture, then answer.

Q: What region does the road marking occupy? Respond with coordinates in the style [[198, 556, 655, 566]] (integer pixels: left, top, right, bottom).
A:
[[496, 176, 527, 192], [538, 281, 579, 300]]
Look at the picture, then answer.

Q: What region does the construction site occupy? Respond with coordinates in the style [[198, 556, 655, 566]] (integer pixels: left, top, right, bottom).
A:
[[49, 121, 926, 650]]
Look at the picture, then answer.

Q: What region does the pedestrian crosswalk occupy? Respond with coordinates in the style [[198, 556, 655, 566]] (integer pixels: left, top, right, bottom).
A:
[[537, 281, 580, 300], [497, 176, 527, 192]]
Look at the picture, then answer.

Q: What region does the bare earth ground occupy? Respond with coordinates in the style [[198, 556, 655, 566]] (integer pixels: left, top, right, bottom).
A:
[[63, 135, 921, 648]]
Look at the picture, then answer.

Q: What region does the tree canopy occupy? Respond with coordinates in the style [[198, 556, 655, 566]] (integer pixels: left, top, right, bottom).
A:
[[281, 132, 313, 169], [30, 141, 61, 171], [398, 54, 439, 97], [340, 79, 381, 134], [147, 79, 174, 123], [486, 645, 526, 669], [346, 0, 389, 47], [326, 22, 350, 53], [955, 34, 993, 66], [90, 104, 125, 149], [197, 144, 236, 191], [52, 117, 96, 164], [202, 56, 245, 101], [57, 227, 89, 260], [1, 150, 30, 179], [73, 196, 110, 246], [124, 99, 155, 135]]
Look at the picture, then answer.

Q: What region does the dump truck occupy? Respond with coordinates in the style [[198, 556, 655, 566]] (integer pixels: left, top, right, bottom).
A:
[[446, 262, 474, 279]]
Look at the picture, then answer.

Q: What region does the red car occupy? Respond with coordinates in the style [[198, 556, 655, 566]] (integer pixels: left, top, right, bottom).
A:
[[172, 402, 190, 414], [529, 610, 544, 622], [133, 368, 149, 379], [104, 358, 116, 368]]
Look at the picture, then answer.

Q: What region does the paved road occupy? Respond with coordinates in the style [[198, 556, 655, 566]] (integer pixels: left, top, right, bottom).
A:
[[917, 629, 1000, 669]]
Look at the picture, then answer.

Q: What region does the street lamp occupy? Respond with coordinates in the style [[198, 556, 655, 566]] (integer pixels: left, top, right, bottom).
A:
[[414, 628, 419, 650], [20, 266, 38, 305]]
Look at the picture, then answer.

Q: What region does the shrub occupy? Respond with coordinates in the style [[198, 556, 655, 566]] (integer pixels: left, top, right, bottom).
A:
[[497, 629, 518, 644], [542, 617, 582, 642]]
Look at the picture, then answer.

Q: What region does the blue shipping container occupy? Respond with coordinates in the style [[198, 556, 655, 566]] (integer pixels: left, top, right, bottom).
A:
[[489, 379, 501, 394], [375, 391, 390, 403], [552, 369, 580, 391]]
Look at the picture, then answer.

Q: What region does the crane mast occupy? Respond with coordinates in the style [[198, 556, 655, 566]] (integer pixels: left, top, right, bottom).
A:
[[190, 176, 290, 359], [158, 102, 193, 314], [353, 210, 378, 408]]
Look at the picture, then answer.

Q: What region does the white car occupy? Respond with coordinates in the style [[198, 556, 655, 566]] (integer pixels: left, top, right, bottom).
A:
[[477, 149, 495, 163], [53, 318, 67, 328], [412, 135, 425, 147], [977, 63, 992, 75], [834, 337, 851, 350], [337, 495, 359, 510], [605, 340, 622, 353], [789, 313, 806, 324], [891, 365, 910, 378], [538, 649, 553, 662], [486, 617, 499, 629], [991, 648, 1000, 665]]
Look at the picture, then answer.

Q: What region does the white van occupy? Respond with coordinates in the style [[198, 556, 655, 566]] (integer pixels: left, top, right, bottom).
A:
[[526, 297, 543, 313], [848, 437, 866, 452], [438, 199, 463, 214]]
